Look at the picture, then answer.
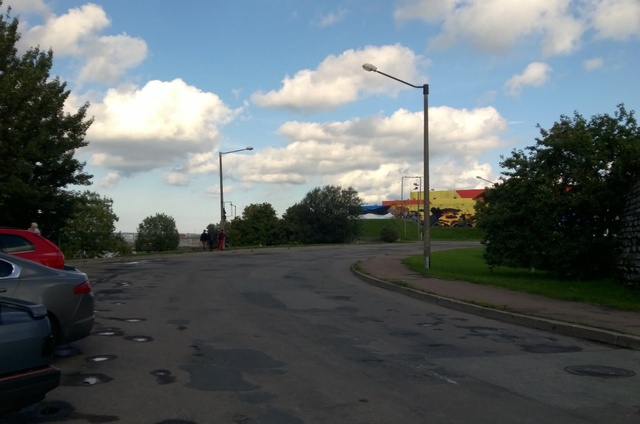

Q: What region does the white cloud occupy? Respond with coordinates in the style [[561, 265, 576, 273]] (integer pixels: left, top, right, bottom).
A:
[[504, 62, 553, 96], [77, 34, 147, 84], [99, 172, 121, 188], [19, 3, 147, 84], [584, 57, 604, 71], [588, 0, 640, 40], [229, 105, 506, 203], [316, 8, 348, 27], [395, 0, 588, 56], [251, 44, 427, 112], [20, 4, 110, 55], [83, 79, 241, 175], [5, 0, 50, 16], [164, 171, 189, 186]]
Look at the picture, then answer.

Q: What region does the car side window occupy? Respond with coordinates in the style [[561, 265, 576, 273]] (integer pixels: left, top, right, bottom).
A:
[[0, 259, 16, 278], [0, 234, 35, 253]]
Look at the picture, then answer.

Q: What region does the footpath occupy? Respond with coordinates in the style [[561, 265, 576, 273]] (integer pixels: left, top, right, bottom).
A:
[[352, 251, 640, 351]]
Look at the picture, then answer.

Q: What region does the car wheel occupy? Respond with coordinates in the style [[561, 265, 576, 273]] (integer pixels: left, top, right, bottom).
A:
[[47, 313, 62, 346]]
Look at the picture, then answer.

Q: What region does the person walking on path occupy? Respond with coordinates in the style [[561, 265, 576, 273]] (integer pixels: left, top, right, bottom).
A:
[[199, 230, 208, 251], [218, 229, 226, 251], [208, 228, 218, 252]]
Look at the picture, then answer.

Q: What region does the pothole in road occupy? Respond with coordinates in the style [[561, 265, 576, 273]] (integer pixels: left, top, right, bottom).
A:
[[125, 335, 154, 342], [86, 355, 118, 363], [92, 327, 124, 337], [151, 369, 177, 385], [62, 372, 113, 386], [55, 345, 82, 358], [107, 317, 146, 323], [565, 365, 635, 378]]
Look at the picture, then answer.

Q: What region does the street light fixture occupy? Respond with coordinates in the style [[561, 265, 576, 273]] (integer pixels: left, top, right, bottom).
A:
[[476, 176, 495, 185], [224, 201, 237, 218], [219, 147, 253, 229], [363, 63, 430, 268], [401, 175, 421, 238]]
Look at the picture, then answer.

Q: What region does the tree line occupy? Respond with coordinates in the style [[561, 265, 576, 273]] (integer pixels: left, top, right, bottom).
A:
[[2, 5, 639, 284]]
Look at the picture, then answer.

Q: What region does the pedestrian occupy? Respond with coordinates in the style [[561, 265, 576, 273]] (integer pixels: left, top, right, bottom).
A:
[[209, 228, 218, 252], [218, 229, 226, 251], [27, 222, 41, 235], [199, 229, 208, 251]]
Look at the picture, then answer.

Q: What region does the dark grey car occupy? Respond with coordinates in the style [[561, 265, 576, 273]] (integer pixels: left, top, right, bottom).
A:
[[0, 297, 60, 415], [0, 253, 94, 345]]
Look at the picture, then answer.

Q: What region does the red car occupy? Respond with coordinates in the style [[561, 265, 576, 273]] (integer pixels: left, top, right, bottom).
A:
[[0, 228, 65, 270]]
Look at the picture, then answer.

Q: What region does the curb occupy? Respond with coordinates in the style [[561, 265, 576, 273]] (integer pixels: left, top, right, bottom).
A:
[[350, 266, 640, 351]]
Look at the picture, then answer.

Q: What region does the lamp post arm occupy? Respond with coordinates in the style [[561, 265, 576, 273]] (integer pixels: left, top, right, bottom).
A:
[[373, 69, 422, 89]]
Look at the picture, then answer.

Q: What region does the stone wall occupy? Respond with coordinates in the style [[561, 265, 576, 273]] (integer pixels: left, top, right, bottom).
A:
[[618, 176, 640, 286]]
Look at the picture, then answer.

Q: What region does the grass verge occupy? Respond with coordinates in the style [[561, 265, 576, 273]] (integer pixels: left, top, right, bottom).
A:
[[402, 247, 640, 312]]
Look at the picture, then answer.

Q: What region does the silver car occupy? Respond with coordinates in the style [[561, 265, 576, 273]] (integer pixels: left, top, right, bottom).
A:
[[0, 253, 94, 345]]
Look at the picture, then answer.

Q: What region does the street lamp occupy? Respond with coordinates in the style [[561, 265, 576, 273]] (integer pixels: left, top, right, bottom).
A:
[[476, 176, 495, 185], [219, 147, 253, 229], [401, 175, 421, 238], [363, 63, 430, 268], [413, 179, 423, 241], [224, 201, 237, 218]]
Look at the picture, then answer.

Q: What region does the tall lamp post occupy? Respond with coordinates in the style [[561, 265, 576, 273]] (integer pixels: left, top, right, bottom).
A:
[[363, 63, 430, 268], [219, 147, 253, 230]]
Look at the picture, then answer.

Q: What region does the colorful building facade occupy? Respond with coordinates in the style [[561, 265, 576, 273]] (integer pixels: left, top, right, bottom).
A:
[[382, 189, 485, 226]]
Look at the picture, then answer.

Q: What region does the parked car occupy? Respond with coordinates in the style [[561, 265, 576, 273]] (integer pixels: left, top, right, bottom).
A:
[[0, 297, 60, 415], [0, 253, 94, 345], [0, 228, 65, 270]]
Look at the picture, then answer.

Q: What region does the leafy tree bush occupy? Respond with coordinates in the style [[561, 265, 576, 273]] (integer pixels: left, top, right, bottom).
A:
[[380, 225, 399, 243], [0, 5, 93, 239], [226, 203, 281, 246], [476, 105, 640, 279], [135, 213, 180, 252], [284, 185, 364, 244], [60, 191, 121, 258]]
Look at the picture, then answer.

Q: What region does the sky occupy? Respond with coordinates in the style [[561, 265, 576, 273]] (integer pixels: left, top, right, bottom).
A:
[[4, 0, 640, 233]]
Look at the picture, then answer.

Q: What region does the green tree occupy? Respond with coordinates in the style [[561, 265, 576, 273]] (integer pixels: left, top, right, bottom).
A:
[[476, 104, 640, 279], [284, 185, 364, 244], [0, 4, 93, 239], [135, 213, 180, 252], [228, 203, 281, 246], [60, 191, 122, 258]]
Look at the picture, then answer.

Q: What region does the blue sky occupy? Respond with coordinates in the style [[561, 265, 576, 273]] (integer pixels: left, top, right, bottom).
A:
[[5, 0, 640, 232]]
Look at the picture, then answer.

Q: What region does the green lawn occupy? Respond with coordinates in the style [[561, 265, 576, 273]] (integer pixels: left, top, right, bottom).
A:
[[403, 247, 640, 312], [359, 218, 483, 241]]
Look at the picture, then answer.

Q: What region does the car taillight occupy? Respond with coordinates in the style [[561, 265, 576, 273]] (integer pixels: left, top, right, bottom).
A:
[[56, 253, 66, 270], [73, 282, 92, 295]]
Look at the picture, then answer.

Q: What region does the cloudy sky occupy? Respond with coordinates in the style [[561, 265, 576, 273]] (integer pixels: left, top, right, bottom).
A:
[[5, 0, 640, 232]]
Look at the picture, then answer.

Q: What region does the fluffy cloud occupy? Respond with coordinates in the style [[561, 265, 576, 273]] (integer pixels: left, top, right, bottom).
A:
[[230, 106, 506, 203], [394, 0, 640, 56], [18, 3, 146, 83], [589, 0, 640, 40], [83, 79, 241, 174], [251, 44, 427, 111], [504, 62, 553, 96]]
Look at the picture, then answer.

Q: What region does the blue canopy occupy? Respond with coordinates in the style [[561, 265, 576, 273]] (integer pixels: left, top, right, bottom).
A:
[[360, 205, 391, 215]]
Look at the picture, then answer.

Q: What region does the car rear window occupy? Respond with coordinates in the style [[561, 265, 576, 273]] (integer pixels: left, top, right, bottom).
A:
[[0, 234, 35, 253]]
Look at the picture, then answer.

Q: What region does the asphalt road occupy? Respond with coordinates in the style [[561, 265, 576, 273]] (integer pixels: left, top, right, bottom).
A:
[[3, 243, 638, 424]]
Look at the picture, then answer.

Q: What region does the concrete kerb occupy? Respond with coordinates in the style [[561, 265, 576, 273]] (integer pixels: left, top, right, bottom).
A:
[[350, 266, 640, 351]]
